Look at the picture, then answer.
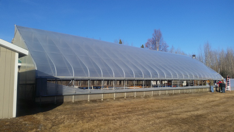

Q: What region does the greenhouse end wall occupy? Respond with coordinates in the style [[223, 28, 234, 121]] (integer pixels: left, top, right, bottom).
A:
[[12, 29, 37, 102]]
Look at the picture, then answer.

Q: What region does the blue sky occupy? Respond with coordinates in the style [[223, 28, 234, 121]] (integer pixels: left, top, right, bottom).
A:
[[0, 0, 233, 55]]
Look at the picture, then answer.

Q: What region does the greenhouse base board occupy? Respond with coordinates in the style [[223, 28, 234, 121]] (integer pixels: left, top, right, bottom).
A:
[[35, 87, 210, 104]]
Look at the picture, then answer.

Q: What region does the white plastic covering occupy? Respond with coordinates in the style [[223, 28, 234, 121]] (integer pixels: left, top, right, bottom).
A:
[[16, 25, 222, 80]]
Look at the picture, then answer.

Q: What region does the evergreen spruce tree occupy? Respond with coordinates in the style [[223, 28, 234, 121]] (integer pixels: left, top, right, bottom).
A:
[[119, 39, 122, 44]]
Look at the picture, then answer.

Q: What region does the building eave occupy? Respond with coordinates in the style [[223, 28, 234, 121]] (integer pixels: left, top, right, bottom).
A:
[[0, 39, 28, 58]]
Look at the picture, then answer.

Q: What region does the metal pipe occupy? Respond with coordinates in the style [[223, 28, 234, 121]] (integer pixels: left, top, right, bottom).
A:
[[113, 80, 115, 90], [134, 80, 135, 89], [102, 80, 104, 90], [151, 80, 152, 88]]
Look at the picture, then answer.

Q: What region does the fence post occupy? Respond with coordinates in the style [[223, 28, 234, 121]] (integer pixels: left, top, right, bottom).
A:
[[72, 95, 74, 103], [101, 94, 103, 101]]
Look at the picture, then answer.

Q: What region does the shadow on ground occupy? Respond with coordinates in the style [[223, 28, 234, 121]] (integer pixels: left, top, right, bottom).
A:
[[16, 101, 63, 117]]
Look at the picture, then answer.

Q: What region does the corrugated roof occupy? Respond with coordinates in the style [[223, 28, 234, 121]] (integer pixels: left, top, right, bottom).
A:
[[16, 25, 222, 80]]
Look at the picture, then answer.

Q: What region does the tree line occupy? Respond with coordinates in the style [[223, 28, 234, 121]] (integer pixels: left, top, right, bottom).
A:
[[197, 43, 234, 78], [143, 29, 234, 78], [116, 29, 234, 78]]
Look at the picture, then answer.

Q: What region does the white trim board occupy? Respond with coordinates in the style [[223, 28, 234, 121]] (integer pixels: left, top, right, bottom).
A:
[[0, 39, 28, 57]]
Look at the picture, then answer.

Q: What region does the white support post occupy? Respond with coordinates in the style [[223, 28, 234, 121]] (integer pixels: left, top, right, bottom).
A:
[[113, 80, 115, 90], [72, 95, 74, 103], [88, 80, 90, 89], [12, 53, 18, 118], [134, 91, 136, 98], [73, 79, 74, 87], [88, 94, 90, 102], [102, 80, 103, 90], [101, 94, 103, 101], [134, 80, 135, 88]]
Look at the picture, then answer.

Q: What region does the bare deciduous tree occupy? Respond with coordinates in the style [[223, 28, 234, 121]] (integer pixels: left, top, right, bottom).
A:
[[145, 29, 169, 52], [197, 42, 234, 78]]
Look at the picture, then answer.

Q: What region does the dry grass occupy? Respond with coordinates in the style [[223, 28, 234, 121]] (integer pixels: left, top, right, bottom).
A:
[[1, 91, 234, 132]]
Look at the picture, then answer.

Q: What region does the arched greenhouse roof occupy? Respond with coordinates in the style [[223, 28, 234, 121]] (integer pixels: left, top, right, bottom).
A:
[[15, 25, 222, 80]]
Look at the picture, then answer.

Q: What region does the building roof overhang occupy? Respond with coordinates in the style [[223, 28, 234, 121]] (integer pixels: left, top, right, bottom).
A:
[[0, 39, 28, 58]]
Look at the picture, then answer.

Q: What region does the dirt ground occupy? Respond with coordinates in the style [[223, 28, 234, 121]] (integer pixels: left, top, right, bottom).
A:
[[1, 91, 234, 132]]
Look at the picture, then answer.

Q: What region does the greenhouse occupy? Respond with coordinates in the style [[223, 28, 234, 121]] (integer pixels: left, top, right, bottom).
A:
[[12, 25, 222, 97]]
